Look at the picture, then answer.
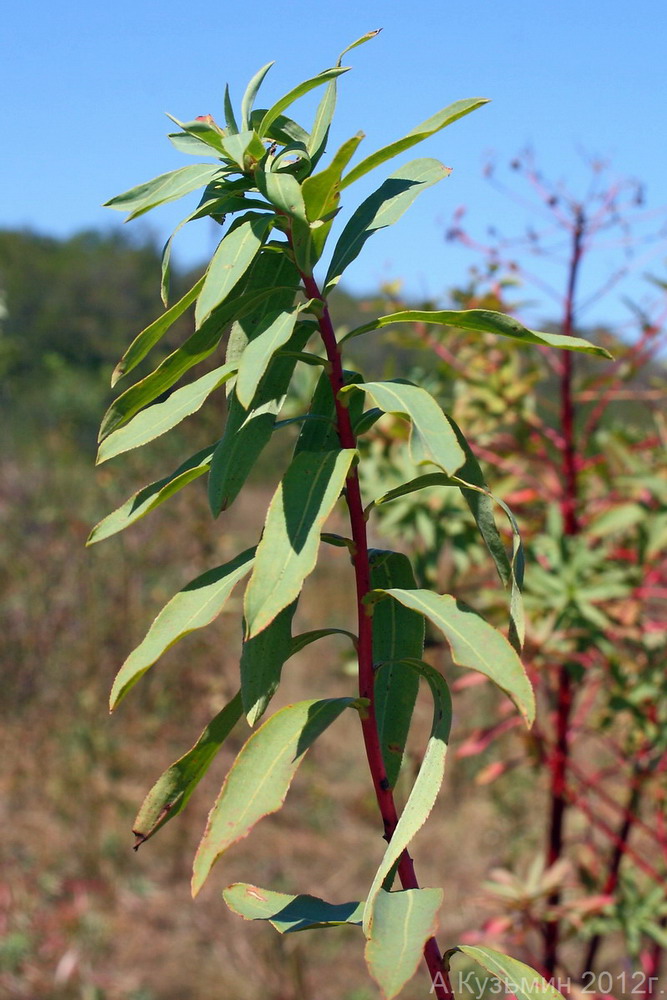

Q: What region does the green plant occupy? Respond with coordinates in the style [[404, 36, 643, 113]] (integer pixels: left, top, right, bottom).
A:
[[92, 34, 608, 998]]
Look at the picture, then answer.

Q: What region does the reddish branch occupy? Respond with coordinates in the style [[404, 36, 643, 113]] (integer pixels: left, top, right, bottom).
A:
[[300, 269, 453, 999]]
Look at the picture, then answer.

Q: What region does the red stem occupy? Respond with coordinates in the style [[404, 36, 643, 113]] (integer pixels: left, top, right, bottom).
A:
[[300, 270, 452, 999]]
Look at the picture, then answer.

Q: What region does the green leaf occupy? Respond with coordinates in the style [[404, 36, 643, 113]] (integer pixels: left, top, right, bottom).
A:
[[451, 946, 565, 1000], [224, 83, 239, 134], [244, 449, 356, 638], [192, 697, 355, 895], [369, 549, 424, 787], [195, 215, 271, 327], [97, 363, 236, 463], [341, 97, 488, 190], [294, 369, 363, 456], [380, 591, 535, 725], [248, 110, 310, 147], [588, 502, 646, 537], [132, 692, 243, 847], [235, 307, 301, 408], [363, 660, 451, 935], [325, 159, 449, 292], [241, 62, 275, 132], [340, 380, 465, 475], [100, 284, 284, 441], [224, 883, 364, 933], [221, 130, 266, 170], [289, 627, 357, 656], [111, 276, 204, 387], [166, 114, 228, 157], [110, 548, 255, 710], [365, 888, 443, 1000], [303, 134, 364, 222], [257, 67, 350, 138], [104, 164, 221, 221], [342, 308, 613, 358], [87, 444, 214, 545], [241, 601, 298, 726]]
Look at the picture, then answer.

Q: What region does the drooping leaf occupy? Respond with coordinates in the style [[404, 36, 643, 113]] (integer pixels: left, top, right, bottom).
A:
[[248, 110, 310, 147], [363, 660, 451, 935], [97, 363, 236, 463], [244, 449, 356, 638], [341, 97, 489, 190], [342, 308, 613, 357], [87, 444, 215, 545], [195, 215, 271, 327], [224, 883, 364, 933], [289, 627, 357, 656], [240, 62, 275, 131], [294, 369, 363, 456], [324, 159, 450, 292], [257, 67, 350, 138], [365, 888, 443, 1000], [104, 164, 222, 221], [369, 549, 424, 787], [192, 697, 356, 895], [340, 380, 465, 475], [241, 601, 298, 726], [450, 946, 565, 1000], [132, 692, 243, 847], [111, 276, 204, 387], [110, 548, 255, 710], [379, 591, 535, 724]]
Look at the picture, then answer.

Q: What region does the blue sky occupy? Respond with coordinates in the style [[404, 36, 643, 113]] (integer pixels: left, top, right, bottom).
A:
[[2, 0, 666, 332]]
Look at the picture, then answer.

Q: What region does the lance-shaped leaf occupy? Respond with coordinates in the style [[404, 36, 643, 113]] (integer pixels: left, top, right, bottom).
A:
[[369, 549, 424, 787], [302, 133, 364, 261], [224, 883, 364, 933], [290, 627, 356, 657], [308, 30, 379, 166], [166, 114, 229, 157], [195, 215, 271, 327], [88, 443, 215, 545], [324, 159, 449, 292], [244, 449, 356, 638], [132, 692, 243, 848], [111, 276, 204, 387], [365, 888, 443, 1000], [449, 946, 565, 1000], [340, 380, 465, 475], [341, 97, 488, 190], [342, 308, 613, 357], [192, 697, 355, 895], [363, 660, 451, 936], [104, 164, 222, 221], [97, 362, 236, 463], [294, 368, 364, 456], [248, 110, 310, 147], [100, 284, 284, 441], [110, 548, 255, 710], [379, 591, 535, 725], [241, 601, 298, 726], [241, 62, 275, 131], [257, 67, 350, 137], [256, 169, 314, 273], [235, 307, 301, 409]]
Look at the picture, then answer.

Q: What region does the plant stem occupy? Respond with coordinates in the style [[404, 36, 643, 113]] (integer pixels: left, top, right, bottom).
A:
[[544, 208, 585, 975], [300, 270, 453, 1000]]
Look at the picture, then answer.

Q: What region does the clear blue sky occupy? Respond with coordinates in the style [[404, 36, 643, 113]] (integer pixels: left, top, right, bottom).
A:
[[2, 0, 666, 332]]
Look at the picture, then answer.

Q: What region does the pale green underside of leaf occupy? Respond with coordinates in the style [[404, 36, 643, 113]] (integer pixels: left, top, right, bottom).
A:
[[235, 307, 300, 408], [191, 697, 355, 895], [341, 97, 489, 190], [342, 308, 613, 357], [363, 660, 451, 936], [241, 602, 297, 726], [325, 158, 449, 293], [257, 66, 350, 136], [88, 443, 214, 545], [132, 692, 243, 846], [244, 449, 356, 638], [104, 163, 222, 221], [110, 548, 255, 710], [195, 215, 271, 327], [365, 888, 443, 1000], [340, 381, 465, 476], [111, 276, 204, 387], [97, 363, 236, 463], [223, 882, 364, 933], [382, 590, 535, 725], [452, 946, 566, 1000]]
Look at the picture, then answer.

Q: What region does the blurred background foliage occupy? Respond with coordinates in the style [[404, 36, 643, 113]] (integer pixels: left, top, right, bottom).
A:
[[1, 169, 666, 1000]]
